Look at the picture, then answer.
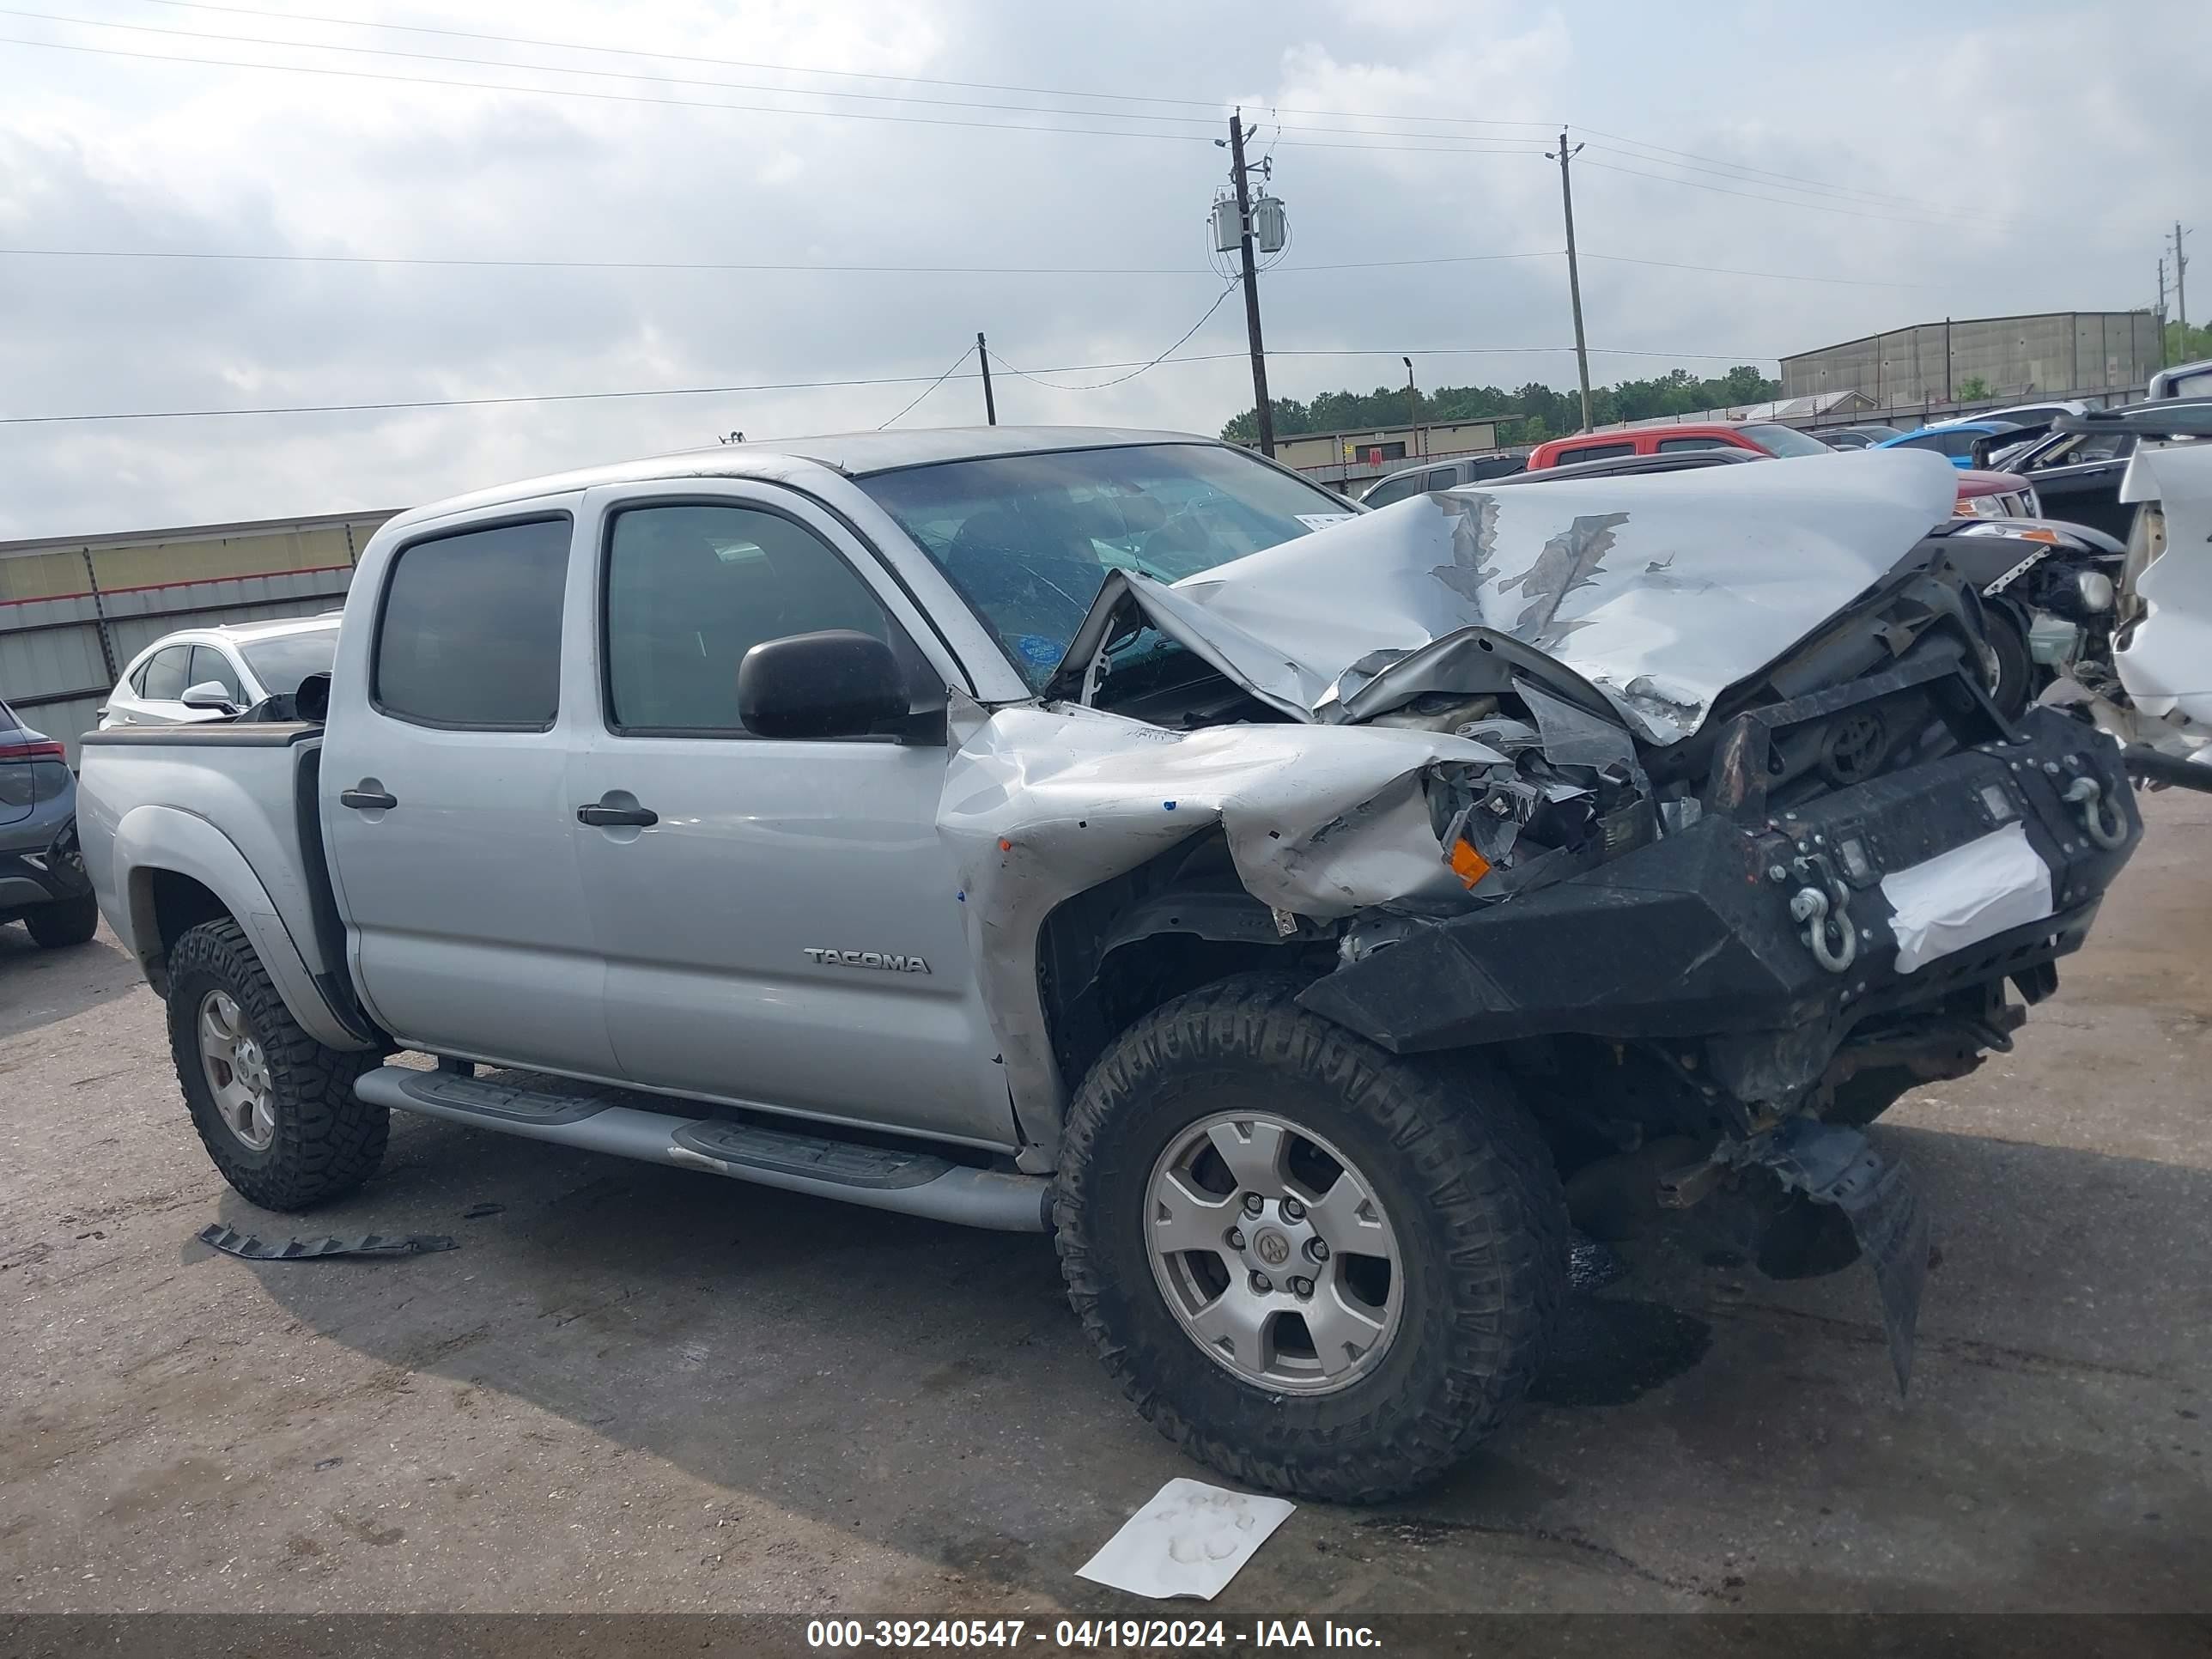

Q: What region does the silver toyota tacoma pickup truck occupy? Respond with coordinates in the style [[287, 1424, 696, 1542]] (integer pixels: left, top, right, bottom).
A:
[[77, 428, 2141, 1501]]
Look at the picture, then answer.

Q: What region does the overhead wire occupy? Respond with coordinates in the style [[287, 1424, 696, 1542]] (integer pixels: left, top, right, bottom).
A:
[[4, 343, 1778, 425], [130, 0, 1563, 126], [987, 278, 1244, 391], [0, 31, 1560, 155], [875, 343, 975, 428]]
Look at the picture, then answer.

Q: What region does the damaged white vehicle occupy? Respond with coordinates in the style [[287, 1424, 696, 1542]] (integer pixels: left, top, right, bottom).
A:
[[2033, 402, 2212, 789], [76, 430, 2141, 1501]]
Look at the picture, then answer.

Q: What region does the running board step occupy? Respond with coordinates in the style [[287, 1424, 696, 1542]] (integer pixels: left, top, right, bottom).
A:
[[355, 1065, 1049, 1233]]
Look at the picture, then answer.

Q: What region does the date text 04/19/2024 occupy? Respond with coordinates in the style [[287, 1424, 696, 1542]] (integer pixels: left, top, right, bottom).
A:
[[805, 1619, 1382, 1650]]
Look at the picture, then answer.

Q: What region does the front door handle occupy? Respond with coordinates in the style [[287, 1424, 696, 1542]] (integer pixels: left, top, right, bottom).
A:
[[339, 786, 398, 811], [578, 801, 659, 828]]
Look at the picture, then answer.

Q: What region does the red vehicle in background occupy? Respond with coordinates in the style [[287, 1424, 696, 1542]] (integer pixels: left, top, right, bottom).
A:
[[1526, 421, 2038, 519], [1526, 420, 1832, 468]]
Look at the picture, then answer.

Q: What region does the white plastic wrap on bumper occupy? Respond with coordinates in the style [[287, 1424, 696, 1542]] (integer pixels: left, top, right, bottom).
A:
[[1879, 821, 2054, 975]]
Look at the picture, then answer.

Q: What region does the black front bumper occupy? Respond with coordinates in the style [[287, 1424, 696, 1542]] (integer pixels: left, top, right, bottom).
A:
[[1300, 706, 2138, 1108]]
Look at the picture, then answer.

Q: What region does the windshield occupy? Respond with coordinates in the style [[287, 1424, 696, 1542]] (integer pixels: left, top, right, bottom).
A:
[[1737, 422, 1833, 459], [860, 442, 1354, 686], [240, 629, 338, 696]]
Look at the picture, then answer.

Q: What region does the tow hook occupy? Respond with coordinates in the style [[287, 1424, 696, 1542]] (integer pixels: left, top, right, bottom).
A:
[[1785, 853, 1857, 975], [2063, 775, 2128, 850]]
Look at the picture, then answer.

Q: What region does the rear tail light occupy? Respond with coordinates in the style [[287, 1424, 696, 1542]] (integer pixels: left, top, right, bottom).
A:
[[0, 738, 65, 761]]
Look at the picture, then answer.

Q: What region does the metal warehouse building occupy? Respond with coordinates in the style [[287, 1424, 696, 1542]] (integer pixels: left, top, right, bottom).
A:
[[0, 509, 394, 762], [1781, 311, 2160, 405]]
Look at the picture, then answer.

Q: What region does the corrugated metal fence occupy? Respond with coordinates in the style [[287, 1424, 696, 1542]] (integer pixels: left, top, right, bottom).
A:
[[0, 511, 395, 764]]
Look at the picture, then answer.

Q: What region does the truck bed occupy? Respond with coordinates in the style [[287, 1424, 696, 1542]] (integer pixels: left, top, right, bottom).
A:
[[76, 722, 360, 1041]]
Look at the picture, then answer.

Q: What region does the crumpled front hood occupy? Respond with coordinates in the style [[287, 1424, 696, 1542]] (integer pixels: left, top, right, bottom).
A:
[[1066, 448, 1960, 745]]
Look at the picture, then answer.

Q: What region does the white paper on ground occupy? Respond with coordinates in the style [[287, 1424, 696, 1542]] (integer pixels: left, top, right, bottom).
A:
[[1880, 820, 2054, 974], [1075, 1479, 1297, 1601]]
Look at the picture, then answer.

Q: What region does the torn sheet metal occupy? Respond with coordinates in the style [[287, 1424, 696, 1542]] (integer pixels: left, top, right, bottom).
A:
[[1076, 1478, 1296, 1601], [196, 1224, 458, 1261], [1880, 822, 2054, 974], [939, 705, 1510, 1137], [1069, 449, 1959, 745]]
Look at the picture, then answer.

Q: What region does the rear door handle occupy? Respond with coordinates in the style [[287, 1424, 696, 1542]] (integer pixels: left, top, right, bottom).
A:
[[577, 801, 658, 828], [339, 787, 398, 811]]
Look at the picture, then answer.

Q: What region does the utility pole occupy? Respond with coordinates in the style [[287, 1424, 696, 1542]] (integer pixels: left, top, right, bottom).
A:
[[1227, 110, 1275, 457], [2173, 222, 2191, 337], [1547, 130, 1593, 433], [976, 331, 997, 425], [2158, 257, 2168, 367], [1403, 357, 1419, 456]]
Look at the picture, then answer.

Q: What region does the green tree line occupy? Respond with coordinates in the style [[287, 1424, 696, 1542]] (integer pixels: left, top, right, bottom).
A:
[[2165, 319, 2212, 365], [1219, 364, 1780, 447]]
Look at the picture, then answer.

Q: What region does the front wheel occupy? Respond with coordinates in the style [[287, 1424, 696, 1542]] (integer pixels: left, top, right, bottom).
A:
[[1054, 976, 1567, 1503], [166, 918, 386, 1210]]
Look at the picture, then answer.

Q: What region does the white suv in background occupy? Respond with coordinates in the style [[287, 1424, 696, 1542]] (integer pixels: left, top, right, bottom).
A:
[[100, 614, 340, 728]]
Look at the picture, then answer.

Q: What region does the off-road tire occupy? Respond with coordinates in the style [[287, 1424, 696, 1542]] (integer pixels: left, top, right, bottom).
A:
[[167, 918, 386, 1209], [1054, 975, 1568, 1503], [25, 891, 99, 948]]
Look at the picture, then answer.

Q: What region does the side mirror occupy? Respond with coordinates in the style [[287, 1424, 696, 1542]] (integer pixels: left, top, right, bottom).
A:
[[1968, 436, 1996, 470], [738, 629, 908, 740], [180, 680, 239, 714]]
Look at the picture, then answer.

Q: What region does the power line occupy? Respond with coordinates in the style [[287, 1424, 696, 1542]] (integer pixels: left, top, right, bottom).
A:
[[1578, 142, 2021, 232], [1575, 156, 1982, 230], [0, 32, 1558, 155], [1577, 251, 1942, 289], [875, 343, 975, 428], [1570, 124, 2013, 223], [0, 247, 1930, 294], [93, 0, 2033, 230], [986, 277, 1243, 392], [0, 35, 1221, 143], [0, 8, 1227, 130], [133, 0, 1561, 127], [0, 246, 1223, 276], [3, 343, 1775, 425]]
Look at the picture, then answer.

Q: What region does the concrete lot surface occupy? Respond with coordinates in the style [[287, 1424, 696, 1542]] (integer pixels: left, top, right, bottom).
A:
[[2, 796, 2207, 1619]]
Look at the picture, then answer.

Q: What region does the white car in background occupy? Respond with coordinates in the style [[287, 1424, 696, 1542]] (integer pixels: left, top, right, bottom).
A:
[[99, 614, 339, 728]]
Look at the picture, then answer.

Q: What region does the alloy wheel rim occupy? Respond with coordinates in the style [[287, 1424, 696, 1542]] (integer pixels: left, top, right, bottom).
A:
[[1144, 1111, 1404, 1395], [198, 988, 276, 1152]]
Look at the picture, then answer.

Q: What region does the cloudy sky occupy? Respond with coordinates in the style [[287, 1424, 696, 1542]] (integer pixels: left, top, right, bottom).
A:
[[2, 0, 2205, 539]]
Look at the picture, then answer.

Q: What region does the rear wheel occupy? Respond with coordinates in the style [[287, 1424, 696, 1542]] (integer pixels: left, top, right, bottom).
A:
[[1054, 975, 1567, 1502], [166, 918, 386, 1209], [25, 891, 99, 948]]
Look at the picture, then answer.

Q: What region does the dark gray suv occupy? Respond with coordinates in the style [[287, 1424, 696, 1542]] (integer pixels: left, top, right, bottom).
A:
[[0, 699, 97, 948]]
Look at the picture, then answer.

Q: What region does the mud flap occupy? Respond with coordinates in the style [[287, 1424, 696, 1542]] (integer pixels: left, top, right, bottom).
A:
[[1753, 1117, 1929, 1393], [195, 1224, 458, 1261]]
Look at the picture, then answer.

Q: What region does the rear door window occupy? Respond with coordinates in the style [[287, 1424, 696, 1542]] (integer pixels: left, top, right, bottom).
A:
[[1562, 441, 1635, 464], [1425, 467, 1462, 491], [139, 646, 191, 702], [1657, 435, 1729, 453], [374, 518, 570, 729]]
